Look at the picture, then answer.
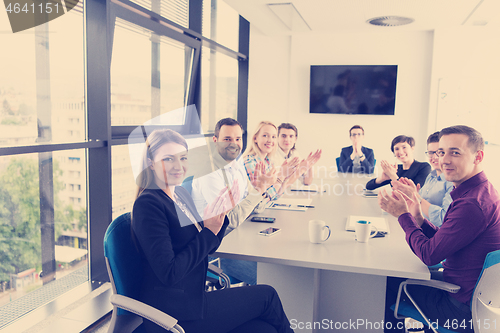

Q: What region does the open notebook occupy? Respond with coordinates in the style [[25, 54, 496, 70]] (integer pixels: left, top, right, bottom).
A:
[[345, 215, 390, 234]]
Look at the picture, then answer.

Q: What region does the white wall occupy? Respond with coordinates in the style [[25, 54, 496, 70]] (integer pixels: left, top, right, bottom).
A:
[[248, 29, 434, 178], [427, 27, 500, 188], [248, 29, 292, 129]]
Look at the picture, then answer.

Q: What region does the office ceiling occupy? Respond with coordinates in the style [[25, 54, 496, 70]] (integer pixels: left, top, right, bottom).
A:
[[224, 0, 500, 35]]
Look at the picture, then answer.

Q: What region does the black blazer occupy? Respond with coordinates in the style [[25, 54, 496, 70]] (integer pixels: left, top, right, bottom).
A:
[[339, 146, 375, 174], [365, 160, 431, 190], [131, 186, 228, 328]]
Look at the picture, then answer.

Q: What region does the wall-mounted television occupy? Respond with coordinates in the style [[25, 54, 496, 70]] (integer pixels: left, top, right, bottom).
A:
[[309, 65, 398, 115]]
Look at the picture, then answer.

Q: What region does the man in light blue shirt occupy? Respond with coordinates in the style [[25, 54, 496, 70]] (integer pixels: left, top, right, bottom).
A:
[[418, 170, 453, 227], [393, 132, 453, 227]]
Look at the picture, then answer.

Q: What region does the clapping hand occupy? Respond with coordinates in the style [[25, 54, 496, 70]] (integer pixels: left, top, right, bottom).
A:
[[203, 179, 241, 231], [277, 150, 322, 194], [380, 160, 398, 181], [250, 161, 277, 194], [279, 157, 300, 180], [391, 177, 420, 200], [378, 188, 424, 225], [378, 188, 409, 217], [203, 212, 226, 235], [295, 149, 322, 179], [351, 143, 362, 159], [203, 187, 231, 235], [354, 142, 362, 155]]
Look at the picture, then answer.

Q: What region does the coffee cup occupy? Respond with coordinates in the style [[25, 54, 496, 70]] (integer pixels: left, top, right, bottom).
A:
[[355, 220, 378, 243], [309, 220, 331, 244]]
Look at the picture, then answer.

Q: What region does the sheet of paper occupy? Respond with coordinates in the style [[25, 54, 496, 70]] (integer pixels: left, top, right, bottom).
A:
[[267, 198, 313, 211], [290, 184, 327, 192], [346, 215, 390, 234]]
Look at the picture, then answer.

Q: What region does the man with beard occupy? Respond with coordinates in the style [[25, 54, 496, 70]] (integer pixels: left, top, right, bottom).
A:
[[192, 118, 275, 234], [192, 118, 276, 285]]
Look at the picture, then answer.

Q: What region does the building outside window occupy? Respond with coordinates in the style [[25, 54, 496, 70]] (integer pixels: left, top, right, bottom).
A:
[[0, 0, 248, 329]]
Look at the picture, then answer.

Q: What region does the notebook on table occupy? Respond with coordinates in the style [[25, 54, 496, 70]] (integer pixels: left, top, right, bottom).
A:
[[290, 184, 327, 193], [266, 198, 313, 211]]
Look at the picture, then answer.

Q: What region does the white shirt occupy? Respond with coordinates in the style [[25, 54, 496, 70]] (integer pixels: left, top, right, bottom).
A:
[[274, 147, 301, 164], [191, 148, 266, 233]]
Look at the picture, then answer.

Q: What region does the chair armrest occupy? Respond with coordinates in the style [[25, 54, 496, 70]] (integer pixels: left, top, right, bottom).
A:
[[109, 294, 184, 333], [209, 257, 220, 266], [208, 263, 223, 275], [403, 279, 461, 293], [394, 278, 461, 324], [207, 263, 231, 289]]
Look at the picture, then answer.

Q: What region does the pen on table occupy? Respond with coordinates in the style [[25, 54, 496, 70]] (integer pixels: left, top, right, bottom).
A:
[[297, 205, 315, 208], [273, 203, 288, 207]]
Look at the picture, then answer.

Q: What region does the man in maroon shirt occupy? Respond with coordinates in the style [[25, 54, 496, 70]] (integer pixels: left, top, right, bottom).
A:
[[379, 125, 500, 333]]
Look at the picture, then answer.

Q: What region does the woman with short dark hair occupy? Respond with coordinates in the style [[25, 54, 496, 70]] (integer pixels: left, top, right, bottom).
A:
[[391, 132, 454, 227], [365, 134, 430, 190]]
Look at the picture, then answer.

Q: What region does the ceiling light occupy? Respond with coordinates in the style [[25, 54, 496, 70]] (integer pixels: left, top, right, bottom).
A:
[[268, 3, 311, 31], [367, 16, 414, 27]]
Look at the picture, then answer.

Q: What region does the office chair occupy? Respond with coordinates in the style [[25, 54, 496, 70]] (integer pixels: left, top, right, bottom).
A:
[[392, 249, 500, 333], [104, 213, 230, 333], [180, 175, 194, 194]]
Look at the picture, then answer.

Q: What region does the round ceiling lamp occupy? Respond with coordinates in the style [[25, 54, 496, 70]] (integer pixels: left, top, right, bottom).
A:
[[367, 16, 414, 27]]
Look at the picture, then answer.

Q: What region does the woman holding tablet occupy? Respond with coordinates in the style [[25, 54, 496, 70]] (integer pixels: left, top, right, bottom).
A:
[[365, 135, 430, 190], [132, 129, 294, 333]]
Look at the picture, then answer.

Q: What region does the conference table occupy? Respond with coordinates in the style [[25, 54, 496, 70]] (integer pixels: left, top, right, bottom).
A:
[[215, 173, 430, 333]]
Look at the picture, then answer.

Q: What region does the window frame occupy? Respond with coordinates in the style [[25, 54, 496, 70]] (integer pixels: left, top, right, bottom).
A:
[[0, 0, 250, 327]]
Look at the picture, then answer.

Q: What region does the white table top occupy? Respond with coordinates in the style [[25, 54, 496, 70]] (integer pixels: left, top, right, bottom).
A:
[[215, 174, 430, 280]]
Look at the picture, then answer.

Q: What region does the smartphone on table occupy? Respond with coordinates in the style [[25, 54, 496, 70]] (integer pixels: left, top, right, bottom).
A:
[[250, 216, 275, 223], [258, 227, 281, 236]]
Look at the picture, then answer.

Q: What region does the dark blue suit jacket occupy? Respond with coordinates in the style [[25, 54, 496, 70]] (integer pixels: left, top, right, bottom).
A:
[[339, 146, 375, 174], [132, 186, 228, 330]]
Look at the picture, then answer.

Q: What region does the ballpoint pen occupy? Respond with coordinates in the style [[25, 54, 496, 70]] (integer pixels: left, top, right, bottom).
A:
[[297, 205, 315, 208]]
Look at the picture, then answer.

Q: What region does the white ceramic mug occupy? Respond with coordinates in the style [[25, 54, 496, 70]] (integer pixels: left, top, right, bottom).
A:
[[355, 220, 378, 243], [309, 220, 331, 244]]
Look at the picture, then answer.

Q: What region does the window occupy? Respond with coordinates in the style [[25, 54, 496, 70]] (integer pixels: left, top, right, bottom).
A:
[[200, 46, 239, 133], [0, 0, 248, 328], [202, 0, 239, 51], [110, 18, 196, 126], [0, 150, 88, 321], [128, 0, 189, 28], [0, 7, 85, 149], [0, 5, 89, 327]]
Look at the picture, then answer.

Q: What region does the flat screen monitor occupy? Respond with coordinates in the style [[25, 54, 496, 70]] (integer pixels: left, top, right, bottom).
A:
[[309, 65, 398, 115]]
